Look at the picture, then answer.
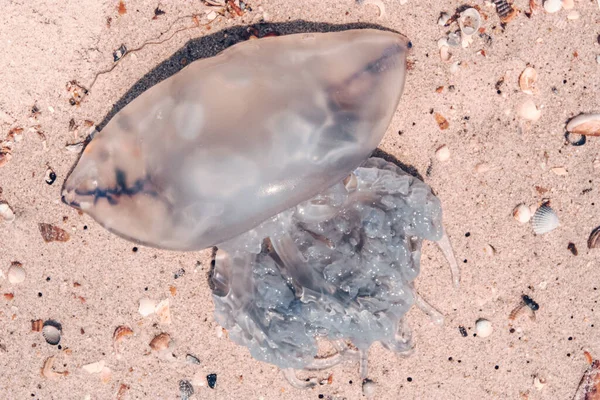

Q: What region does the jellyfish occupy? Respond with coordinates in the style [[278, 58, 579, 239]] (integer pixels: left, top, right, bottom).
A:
[[62, 28, 459, 387]]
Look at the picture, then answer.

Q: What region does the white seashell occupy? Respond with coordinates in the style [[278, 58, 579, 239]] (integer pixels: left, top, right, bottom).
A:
[[475, 318, 493, 338], [439, 46, 452, 62], [532, 204, 559, 234], [42, 320, 62, 345], [513, 204, 531, 224], [544, 0, 562, 13], [519, 67, 537, 95], [138, 297, 156, 317], [566, 113, 600, 136], [362, 379, 377, 398], [534, 375, 547, 391], [518, 100, 542, 122], [459, 8, 481, 48], [435, 145, 451, 162], [550, 167, 568, 176], [7, 262, 26, 284], [0, 201, 15, 222], [447, 32, 461, 47]]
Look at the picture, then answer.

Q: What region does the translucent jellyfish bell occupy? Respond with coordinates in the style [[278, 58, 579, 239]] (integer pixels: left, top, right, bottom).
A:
[[62, 29, 410, 250]]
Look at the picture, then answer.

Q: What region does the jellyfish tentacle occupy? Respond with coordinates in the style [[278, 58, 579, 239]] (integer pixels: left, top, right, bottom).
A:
[[282, 368, 319, 389], [437, 230, 460, 287], [414, 292, 444, 326]]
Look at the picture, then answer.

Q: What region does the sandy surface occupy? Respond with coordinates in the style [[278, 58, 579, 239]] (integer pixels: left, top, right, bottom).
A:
[[1, 0, 600, 399]]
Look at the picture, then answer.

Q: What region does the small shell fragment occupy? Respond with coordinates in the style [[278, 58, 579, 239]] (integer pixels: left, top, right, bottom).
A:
[[566, 114, 600, 137], [45, 167, 57, 185], [562, 0, 575, 9], [149, 333, 171, 351], [550, 167, 568, 176], [518, 100, 542, 122], [0, 201, 15, 222], [513, 204, 531, 224], [179, 380, 194, 400], [588, 226, 600, 249], [7, 262, 26, 284], [39, 223, 70, 242], [32, 319, 43, 332], [82, 360, 105, 374], [113, 325, 134, 342], [435, 145, 451, 162], [434, 113, 449, 130], [362, 379, 377, 398], [534, 376, 547, 391], [544, 0, 562, 13], [459, 8, 481, 47], [186, 354, 201, 365], [41, 355, 68, 379], [42, 320, 62, 345], [519, 67, 537, 95], [574, 359, 600, 400], [438, 12, 451, 26], [475, 318, 493, 338], [155, 299, 171, 324], [138, 298, 156, 317], [532, 203, 559, 234]]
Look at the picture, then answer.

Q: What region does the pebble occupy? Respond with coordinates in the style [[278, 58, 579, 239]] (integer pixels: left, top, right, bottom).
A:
[[435, 145, 451, 162], [475, 318, 493, 338], [7, 262, 26, 284], [179, 380, 194, 400], [362, 379, 377, 398], [0, 202, 15, 222], [207, 373, 217, 389]]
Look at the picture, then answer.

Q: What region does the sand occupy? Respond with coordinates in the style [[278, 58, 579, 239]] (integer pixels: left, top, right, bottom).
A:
[[1, 0, 600, 399]]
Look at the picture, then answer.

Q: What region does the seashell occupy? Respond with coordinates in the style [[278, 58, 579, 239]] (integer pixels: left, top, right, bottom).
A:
[[32, 319, 43, 332], [588, 226, 600, 249], [550, 167, 568, 176], [0, 201, 15, 222], [446, 32, 461, 47], [186, 354, 201, 365], [574, 357, 600, 400], [532, 203, 559, 234], [519, 67, 537, 95], [475, 318, 493, 338], [42, 320, 62, 345], [138, 297, 155, 317], [112, 325, 133, 354], [492, 0, 517, 22], [62, 29, 409, 251], [534, 376, 547, 391], [435, 145, 450, 162], [483, 244, 496, 256], [361, 0, 386, 18], [45, 167, 57, 185], [434, 113, 449, 130], [362, 379, 378, 398], [517, 100, 542, 122], [513, 204, 531, 224], [544, 0, 562, 13], [566, 113, 600, 136], [7, 261, 26, 284], [100, 367, 112, 383], [439, 45, 452, 62], [459, 8, 481, 47], [438, 12, 451, 26], [149, 333, 171, 351]]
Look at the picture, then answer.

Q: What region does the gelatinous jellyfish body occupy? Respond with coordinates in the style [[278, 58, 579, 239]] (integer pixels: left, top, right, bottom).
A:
[[62, 29, 458, 387], [62, 29, 409, 251]]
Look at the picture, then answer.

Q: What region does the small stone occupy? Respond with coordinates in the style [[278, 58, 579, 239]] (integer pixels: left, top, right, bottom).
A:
[[7, 262, 26, 284], [138, 298, 155, 317], [435, 145, 451, 162], [513, 204, 531, 224], [179, 380, 194, 400], [475, 318, 493, 338], [149, 333, 171, 351], [0, 202, 15, 222], [206, 10, 217, 21], [362, 379, 377, 398], [186, 354, 201, 365], [207, 373, 217, 389]]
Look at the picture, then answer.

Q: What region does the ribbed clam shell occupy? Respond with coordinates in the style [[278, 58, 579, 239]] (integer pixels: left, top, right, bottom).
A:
[[42, 320, 62, 345], [532, 205, 559, 235]]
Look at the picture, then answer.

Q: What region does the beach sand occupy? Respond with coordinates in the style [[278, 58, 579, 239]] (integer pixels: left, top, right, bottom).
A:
[[1, 0, 600, 398]]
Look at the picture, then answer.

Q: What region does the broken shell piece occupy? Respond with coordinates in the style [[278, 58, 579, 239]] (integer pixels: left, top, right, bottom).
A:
[[574, 358, 600, 400], [567, 10, 580, 19], [483, 244, 496, 256], [149, 333, 171, 351], [39, 223, 70, 242], [519, 67, 538, 95], [42, 320, 62, 345], [179, 380, 194, 400], [186, 354, 201, 365], [32, 319, 43, 332], [534, 375, 547, 391], [562, 0, 574, 9], [434, 113, 449, 130], [361, 0, 386, 18], [550, 167, 568, 176], [513, 204, 531, 224], [41, 355, 68, 379], [100, 367, 112, 383], [588, 226, 600, 249], [138, 298, 156, 317], [45, 167, 57, 185], [7, 262, 26, 284], [518, 100, 542, 122], [155, 299, 171, 324], [459, 8, 481, 47], [475, 318, 493, 338], [438, 12, 451, 26], [435, 145, 451, 162], [82, 360, 105, 374], [446, 32, 461, 48], [544, 0, 562, 13], [0, 201, 15, 222], [532, 203, 559, 234], [113, 325, 133, 342], [566, 113, 600, 136], [440, 45, 452, 62]]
